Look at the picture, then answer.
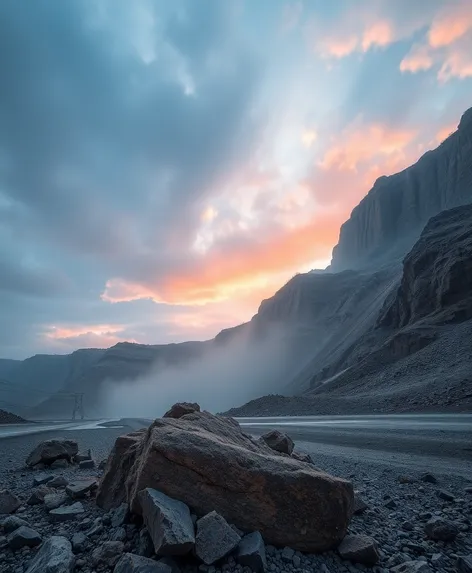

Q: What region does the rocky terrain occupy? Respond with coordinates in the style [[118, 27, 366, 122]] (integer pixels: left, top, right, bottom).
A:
[[0, 404, 471, 573], [0, 408, 26, 424]]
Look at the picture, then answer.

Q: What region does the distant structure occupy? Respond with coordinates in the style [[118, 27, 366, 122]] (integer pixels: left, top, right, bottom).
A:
[[71, 393, 85, 420]]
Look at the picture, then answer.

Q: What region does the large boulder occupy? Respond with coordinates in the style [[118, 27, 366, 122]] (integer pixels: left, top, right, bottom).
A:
[[138, 488, 195, 555], [26, 439, 78, 467], [260, 430, 294, 455], [163, 402, 200, 419], [25, 536, 74, 573], [97, 410, 353, 552]]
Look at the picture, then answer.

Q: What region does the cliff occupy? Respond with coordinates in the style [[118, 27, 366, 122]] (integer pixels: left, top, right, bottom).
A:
[[331, 107, 472, 270]]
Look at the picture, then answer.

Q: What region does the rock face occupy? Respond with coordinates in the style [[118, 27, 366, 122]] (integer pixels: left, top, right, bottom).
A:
[[195, 511, 241, 565], [139, 488, 195, 556], [260, 430, 294, 455], [331, 107, 472, 271], [26, 439, 78, 467], [97, 410, 354, 552], [25, 536, 75, 573], [380, 205, 472, 329], [163, 402, 200, 418]]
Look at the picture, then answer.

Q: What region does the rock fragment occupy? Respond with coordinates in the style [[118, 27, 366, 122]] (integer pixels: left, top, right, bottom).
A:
[[7, 526, 42, 550], [338, 534, 380, 566], [91, 540, 124, 568], [236, 531, 267, 573], [24, 536, 74, 573], [66, 478, 98, 499], [49, 502, 85, 522], [163, 402, 201, 418], [115, 553, 173, 573], [195, 511, 241, 565], [424, 516, 458, 542], [457, 555, 472, 573], [26, 439, 78, 467], [260, 430, 294, 455], [44, 492, 69, 511], [0, 490, 21, 514]]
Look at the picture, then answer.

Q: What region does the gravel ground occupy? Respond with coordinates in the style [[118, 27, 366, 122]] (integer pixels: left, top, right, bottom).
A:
[[0, 427, 471, 573]]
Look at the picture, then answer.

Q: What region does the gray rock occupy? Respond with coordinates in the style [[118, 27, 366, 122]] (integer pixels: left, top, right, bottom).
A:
[[74, 449, 92, 463], [158, 556, 181, 573], [390, 561, 430, 573], [86, 517, 104, 537], [291, 451, 314, 464], [260, 430, 294, 455], [26, 439, 78, 467], [33, 473, 54, 486], [196, 511, 241, 565], [78, 459, 95, 469], [48, 476, 69, 488], [2, 516, 29, 534], [24, 536, 74, 573], [163, 402, 201, 418], [50, 459, 69, 469], [27, 485, 51, 505], [111, 503, 129, 528], [292, 555, 300, 568], [353, 493, 368, 515], [0, 490, 21, 514], [49, 502, 85, 522], [91, 540, 124, 568], [236, 532, 267, 573], [44, 492, 69, 511], [71, 532, 87, 553], [436, 489, 455, 502], [338, 534, 380, 566], [402, 521, 414, 531], [7, 526, 42, 550], [138, 528, 155, 558], [115, 553, 173, 573], [281, 547, 294, 563], [385, 499, 397, 510], [139, 488, 195, 556], [457, 555, 472, 573], [66, 478, 98, 499], [424, 517, 458, 542]]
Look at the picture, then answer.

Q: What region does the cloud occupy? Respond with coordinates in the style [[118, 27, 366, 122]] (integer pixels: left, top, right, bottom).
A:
[[400, 44, 434, 73]]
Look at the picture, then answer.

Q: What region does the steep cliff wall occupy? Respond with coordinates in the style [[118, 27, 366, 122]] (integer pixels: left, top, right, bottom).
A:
[[331, 107, 472, 270]]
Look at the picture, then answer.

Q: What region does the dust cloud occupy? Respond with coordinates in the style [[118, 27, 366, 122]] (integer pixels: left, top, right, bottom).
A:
[[97, 324, 291, 417]]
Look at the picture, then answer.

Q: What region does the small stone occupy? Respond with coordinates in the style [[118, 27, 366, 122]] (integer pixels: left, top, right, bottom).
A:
[[7, 526, 42, 550], [385, 499, 397, 510], [111, 526, 127, 542], [91, 540, 124, 568], [0, 490, 21, 514], [338, 534, 380, 566], [465, 487, 472, 494], [33, 473, 54, 486], [236, 531, 267, 573], [50, 459, 69, 469], [436, 489, 454, 502], [74, 449, 92, 463], [281, 547, 295, 563], [138, 488, 195, 555], [66, 478, 98, 499], [115, 553, 172, 573], [44, 492, 69, 510], [48, 476, 69, 488], [78, 459, 95, 469], [196, 511, 241, 565], [293, 555, 301, 568], [398, 476, 415, 484], [2, 516, 29, 534], [420, 473, 437, 484], [49, 501, 85, 522], [138, 528, 155, 558], [111, 503, 129, 528], [27, 485, 51, 505], [353, 494, 368, 515], [424, 517, 458, 542], [390, 561, 430, 573], [402, 521, 414, 531], [260, 430, 294, 454], [71, 532, 87, 553], [24, 536, 74, 573]]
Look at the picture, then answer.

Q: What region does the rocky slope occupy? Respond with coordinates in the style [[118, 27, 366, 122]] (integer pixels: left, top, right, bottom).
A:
[[331, 107, 472, 271], [0, 408, 26, 424]]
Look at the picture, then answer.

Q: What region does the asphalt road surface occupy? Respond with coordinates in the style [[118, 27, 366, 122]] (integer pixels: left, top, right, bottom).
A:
[[1, 414, 471, 478]]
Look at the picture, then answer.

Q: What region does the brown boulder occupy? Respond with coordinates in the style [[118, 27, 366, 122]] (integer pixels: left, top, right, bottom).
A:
[[260, 430, 294, 455], [97, 410, 353, 552], [163, 402, 201, 419]]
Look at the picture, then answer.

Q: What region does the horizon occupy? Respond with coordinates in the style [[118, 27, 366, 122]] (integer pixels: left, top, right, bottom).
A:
[[1, 0, 471, 360]]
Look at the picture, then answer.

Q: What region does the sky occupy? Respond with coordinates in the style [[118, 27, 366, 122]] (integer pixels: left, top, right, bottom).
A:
[[0, 0, 471, 360]]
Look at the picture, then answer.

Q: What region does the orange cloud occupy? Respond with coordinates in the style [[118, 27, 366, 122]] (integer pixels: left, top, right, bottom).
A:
[[361, 20, 394, 51], [400, 44, 434, 73], [102, 215, 341, 306], [44, 324, 135, 348], [438, 45, 472, 81], [319, 124, 418, 172], [428, 2, 472, 48]]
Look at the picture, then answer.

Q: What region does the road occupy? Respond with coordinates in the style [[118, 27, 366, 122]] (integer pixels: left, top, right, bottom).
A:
[[1, 414, 471, 477]]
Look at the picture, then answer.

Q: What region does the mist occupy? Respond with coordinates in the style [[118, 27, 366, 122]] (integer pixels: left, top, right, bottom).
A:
[[97, 324, 292, 418]]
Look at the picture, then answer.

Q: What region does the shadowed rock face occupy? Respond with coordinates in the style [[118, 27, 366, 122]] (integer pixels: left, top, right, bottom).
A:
[[331, 107, 472, 271], [380, 205, 472, 329], [96, 410, 353, 552]]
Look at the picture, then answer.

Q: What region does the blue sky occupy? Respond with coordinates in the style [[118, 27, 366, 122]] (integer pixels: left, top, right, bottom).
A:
[[0, 0, 471, 359]]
